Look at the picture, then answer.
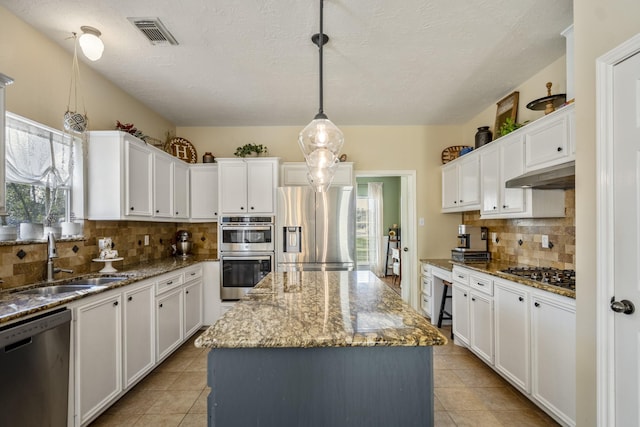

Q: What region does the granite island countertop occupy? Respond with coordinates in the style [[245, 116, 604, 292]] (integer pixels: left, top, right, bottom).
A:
[[0, 256, 215, 324], [195, 270, 448, 349]]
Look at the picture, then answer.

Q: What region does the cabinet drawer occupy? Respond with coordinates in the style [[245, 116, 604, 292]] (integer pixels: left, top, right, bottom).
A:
[[155, 273, 184, 295], [452, 268, 470, 285], [183, 266, 203, 282], [421, 293, 431, 316], [470, 273, 493, 296], [421, 263, 432, 275], [421, 276, 433, 296]]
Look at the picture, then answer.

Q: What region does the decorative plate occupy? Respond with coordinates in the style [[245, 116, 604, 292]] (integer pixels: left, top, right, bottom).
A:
[[441, 145, 472, 164], [169, 137, 198, 163]]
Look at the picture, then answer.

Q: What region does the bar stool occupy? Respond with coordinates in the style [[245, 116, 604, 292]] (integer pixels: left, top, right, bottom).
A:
[[437, 280, 453, 338]]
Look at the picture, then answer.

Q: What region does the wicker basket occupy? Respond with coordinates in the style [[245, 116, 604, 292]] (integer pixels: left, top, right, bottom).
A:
[[441, 145, 472, 164]]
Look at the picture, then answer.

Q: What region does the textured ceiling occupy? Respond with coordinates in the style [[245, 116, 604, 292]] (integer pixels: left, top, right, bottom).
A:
[[0, 0, 573, 126]]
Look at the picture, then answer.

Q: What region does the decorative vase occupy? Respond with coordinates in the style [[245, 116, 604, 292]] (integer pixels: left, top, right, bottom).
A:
[[475, 126, 492, 148], [203, 152, 215, 163]]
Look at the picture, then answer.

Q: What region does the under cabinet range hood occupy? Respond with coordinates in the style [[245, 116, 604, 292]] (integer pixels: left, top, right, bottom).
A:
[[505, 161, 575, 189]]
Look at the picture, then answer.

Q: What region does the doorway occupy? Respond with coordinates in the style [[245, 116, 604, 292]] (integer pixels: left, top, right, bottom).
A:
[[355, 170, 417, 308]]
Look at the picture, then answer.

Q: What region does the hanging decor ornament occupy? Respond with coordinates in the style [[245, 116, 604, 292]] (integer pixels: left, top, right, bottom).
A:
[[298, 0, 344, 192], [63, 33, 89, 134]]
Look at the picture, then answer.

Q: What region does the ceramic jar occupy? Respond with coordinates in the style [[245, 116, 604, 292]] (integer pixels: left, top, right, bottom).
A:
[[475, 126, 492, 148], [203, 152, 215, 163]]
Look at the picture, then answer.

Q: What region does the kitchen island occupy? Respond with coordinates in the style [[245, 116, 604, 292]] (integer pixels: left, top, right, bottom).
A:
[[195, 270, 447, 427]]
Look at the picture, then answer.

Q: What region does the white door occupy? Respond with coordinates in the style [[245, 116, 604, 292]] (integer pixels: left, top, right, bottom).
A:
[[597, 34, 640, 426]]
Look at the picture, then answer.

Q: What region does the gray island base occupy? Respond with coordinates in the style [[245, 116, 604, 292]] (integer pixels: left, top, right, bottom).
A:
[[196, 271, 446, 427]]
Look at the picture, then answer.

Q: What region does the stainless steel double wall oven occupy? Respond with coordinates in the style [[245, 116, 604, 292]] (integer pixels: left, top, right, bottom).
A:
[[219, 216, 274, 300]]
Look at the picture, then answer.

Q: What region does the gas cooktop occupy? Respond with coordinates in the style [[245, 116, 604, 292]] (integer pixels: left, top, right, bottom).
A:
[[499, 266, 575, 291]]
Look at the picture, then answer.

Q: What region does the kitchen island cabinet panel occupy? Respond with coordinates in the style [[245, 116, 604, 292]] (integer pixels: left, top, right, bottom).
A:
[[208, 346, 434, 427]]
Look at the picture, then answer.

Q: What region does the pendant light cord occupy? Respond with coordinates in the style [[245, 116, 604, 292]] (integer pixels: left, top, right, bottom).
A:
[[318, 0, 324, 117]]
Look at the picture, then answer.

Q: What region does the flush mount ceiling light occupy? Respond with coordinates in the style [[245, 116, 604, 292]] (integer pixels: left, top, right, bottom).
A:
[[78, 26, 104, 61], [298, 0, 344, 192]]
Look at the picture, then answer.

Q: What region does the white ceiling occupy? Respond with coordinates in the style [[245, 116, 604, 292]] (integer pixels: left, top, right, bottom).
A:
[[1, 0, 572, 127]]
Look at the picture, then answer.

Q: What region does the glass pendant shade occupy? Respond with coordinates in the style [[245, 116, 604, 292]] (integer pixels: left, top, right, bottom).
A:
[[298, 117, 344, 191], [79, 26, 104, 61]]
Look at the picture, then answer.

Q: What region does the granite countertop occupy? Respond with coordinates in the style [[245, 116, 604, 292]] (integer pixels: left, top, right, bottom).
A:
[[0, 256, 214, 324], [195, 270, 448, 350], [421, 259, 575, 299]]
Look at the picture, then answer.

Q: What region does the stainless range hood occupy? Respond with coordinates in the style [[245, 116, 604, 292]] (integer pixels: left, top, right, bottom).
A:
[[505, 161, 575, 189]]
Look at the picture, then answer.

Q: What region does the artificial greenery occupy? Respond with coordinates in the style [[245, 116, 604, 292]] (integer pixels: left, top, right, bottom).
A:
[[234, 143, 268, 157], [498, 117, 529, 137]]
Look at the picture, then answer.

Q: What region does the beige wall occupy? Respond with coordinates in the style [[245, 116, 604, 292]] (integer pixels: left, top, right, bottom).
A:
[[177, 125, 464, 259], [0, 6, 174, 139], [574, 1, 640, 425]]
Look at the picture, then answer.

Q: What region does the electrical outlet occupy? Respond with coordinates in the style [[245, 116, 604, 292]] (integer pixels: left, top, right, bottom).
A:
[[541, 235, 549, 249], [144, 235, 150, 246]]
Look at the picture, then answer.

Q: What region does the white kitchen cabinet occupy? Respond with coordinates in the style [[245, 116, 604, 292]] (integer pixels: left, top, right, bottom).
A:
[[420, 263, 433, 318], [156, 287, 183, 362], [494, 281, 530, 393], [173, 160, 190, 219], [75, 292, 122, 425], [524, 103, 575, 171], [480, 133, 565, 219], [469, 291, 494, 365], [441, 154, 480, 212], [531, 292, 576, 426], [451, 282, 470, 346], [218, 158, 279, 215], [280, 162, 354, 186], [122, 281, 155, 389], [183, 266, 204, 337], [125, 139, 154, 217], [153, 152, 173, 218], [190, 164, 218, 221]]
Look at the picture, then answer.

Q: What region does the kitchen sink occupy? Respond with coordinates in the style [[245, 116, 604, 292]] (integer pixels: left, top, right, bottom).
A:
[[15, 276, 128, 296]]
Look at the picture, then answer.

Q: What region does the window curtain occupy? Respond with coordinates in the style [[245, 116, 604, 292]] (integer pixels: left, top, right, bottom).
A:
[[367, 182, 385, 277], [5, 113, 74, 188]]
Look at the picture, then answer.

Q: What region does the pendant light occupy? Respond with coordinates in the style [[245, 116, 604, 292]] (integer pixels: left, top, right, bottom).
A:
[[79, 26, 104, 61], [298, 0, 344, 192]]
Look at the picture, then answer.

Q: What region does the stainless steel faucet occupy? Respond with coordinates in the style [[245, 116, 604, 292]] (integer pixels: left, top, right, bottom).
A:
[[46, 232, 73, 282]]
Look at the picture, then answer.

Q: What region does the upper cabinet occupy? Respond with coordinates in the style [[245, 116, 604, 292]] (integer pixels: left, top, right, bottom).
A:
[[441, 154, 480, 212], [524, 103, 575, 171], [190, 164, 218, 221], [217, 158, 279, 215], [88, 131, 192, 222], [441, 104, 574, 218]]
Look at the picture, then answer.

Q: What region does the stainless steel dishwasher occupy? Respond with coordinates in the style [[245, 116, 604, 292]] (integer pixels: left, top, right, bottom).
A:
[[0, 307, 72, 427]]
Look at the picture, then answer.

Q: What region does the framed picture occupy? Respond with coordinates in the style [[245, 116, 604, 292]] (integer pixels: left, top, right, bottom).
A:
[[494, 91, 519, 137]]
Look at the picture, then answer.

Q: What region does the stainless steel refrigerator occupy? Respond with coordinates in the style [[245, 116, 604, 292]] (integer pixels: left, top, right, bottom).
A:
[[276, 186, 355, 271]]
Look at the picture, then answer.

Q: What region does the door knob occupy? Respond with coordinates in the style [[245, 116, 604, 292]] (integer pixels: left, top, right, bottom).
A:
[[610, 297, 635, 315]]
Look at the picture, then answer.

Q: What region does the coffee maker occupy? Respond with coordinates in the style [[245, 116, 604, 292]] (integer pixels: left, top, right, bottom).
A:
[[452, 225, 490, 261]]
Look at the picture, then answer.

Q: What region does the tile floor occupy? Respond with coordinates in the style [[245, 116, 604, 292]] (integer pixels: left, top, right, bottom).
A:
[[91, 329, 559, 427]]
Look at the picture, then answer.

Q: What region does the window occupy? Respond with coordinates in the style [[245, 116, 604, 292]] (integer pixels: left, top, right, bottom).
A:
[[4, 112, 81, 229]]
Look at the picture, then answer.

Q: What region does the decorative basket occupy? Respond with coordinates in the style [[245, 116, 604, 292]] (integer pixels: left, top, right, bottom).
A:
[[441, 145, 473, 164]]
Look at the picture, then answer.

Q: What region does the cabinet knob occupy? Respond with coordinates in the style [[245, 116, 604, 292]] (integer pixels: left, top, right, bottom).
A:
[[186, 290, 189, 294], [159, 303, 163, 308], [240, 207, 245, 210], [557, 147, 563, 152], [214, 212, 217, 216], [250, 206, 254, 210], [113, 301, 119, 306], [472, 297, 476, 302], [459, 199, 463, 203], [463, 293, 467, 297], [493, 206, 497, 210], [534, 302, 540, 307], [518, 296, 524, 302], [453, 201, 457, 204], [503, 205, 508, 209], [128, 296, 133, 301], [175, 211, 179, 215], [130, 207, 134, 211], [156, 209, 159, 213]]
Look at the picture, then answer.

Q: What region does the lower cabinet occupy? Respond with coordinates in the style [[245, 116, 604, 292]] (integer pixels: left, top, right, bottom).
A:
[[453, 267, 575, 426], [72, 264, 205, 426], [531, 292, 576, 426], [156, 287, 183, 362], [75, 293, 123, 426], [123, 282, 155, 389]]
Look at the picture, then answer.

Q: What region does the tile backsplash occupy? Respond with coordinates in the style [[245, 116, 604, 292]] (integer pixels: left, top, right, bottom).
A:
[[462, 189, 575, 270], [0, 220, 217, 290]]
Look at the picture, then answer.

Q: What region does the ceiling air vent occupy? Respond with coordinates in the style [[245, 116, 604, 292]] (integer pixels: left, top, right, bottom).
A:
[[127, 17, 178, 46]]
